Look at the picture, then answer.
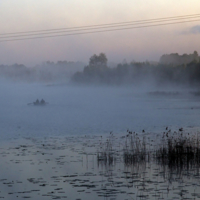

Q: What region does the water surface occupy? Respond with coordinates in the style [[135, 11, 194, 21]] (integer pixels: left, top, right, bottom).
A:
[[0, 82, 199, 140]]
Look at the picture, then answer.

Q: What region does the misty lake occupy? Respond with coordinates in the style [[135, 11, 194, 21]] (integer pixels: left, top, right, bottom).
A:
[[0, 81, 200, 140], [1, 81, 200, 200]]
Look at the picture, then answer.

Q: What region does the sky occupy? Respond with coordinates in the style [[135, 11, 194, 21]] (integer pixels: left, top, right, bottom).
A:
[[0, 0, 200, 66]]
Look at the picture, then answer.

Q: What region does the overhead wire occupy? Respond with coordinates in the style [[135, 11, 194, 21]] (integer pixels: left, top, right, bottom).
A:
[[0, 14, 200, 39], [0, 13, 200, 42], [1, 13, 200, 36]]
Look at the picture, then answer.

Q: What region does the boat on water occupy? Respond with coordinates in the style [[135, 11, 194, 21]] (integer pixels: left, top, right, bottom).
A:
[[27, 99, 48, 106]]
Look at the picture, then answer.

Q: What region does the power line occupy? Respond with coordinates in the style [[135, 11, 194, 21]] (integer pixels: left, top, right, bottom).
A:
[[0, 14, 199, 42], [1, 13, 200, 36], [0, 14, 200, 39]]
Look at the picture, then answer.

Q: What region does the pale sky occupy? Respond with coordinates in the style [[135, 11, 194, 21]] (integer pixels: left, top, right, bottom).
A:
[[0, 0, 200, 66]]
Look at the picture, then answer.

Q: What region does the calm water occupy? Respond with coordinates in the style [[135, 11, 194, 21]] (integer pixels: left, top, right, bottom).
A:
[[0, 81, 200, 140], [1, 81, 200, 200]]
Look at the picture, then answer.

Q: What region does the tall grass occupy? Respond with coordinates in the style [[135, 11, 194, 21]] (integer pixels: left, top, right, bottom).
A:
[[97, 132, 115, 166], [123, 131, 150, 165], [97, 129, 200, 174], [156, 130, 200, 171]]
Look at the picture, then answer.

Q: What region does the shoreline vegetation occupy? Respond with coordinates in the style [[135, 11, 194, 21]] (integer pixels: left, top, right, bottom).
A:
[[72, 51, 200, 86], [96, 129, 200, 198], [1, 51, 200, 87], [98, 129, 200, 174]]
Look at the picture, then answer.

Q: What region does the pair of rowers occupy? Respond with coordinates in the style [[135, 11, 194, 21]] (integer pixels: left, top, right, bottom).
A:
[[34, 99, 46, 105]]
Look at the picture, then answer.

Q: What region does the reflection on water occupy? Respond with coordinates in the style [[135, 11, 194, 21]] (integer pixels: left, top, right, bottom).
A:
[[0, 130, 200, 199]]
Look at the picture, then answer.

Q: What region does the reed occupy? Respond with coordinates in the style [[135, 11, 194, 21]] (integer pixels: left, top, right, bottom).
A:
[[155, 129, 200, 171], [97, 132, 116, 166], [97, 129, 200, 174], [123, 131, 150, 165]]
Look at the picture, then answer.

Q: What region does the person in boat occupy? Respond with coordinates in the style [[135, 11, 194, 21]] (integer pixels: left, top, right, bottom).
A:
[[35, 99, 39, 104], [40, 99, 45, 105]]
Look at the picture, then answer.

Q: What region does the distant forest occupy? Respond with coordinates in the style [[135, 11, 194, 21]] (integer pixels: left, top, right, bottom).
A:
[[72, 51, 200, 86], [0, 61, 84, 83], [1, 51, 200, 86]]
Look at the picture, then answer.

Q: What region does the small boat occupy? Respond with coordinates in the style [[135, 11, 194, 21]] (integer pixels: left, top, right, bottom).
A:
[[27, 99, 49, 106], [33, 102, 48, 106]]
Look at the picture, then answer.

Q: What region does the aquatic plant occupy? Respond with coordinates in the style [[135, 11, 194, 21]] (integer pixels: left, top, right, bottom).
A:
[[97, 132, 116, 166], [97, 128, 200, 180], [123, 131, 150, 165], [155, 129, 200, 172]]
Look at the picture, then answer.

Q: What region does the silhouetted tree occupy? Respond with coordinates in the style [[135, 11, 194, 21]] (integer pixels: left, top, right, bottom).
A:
[[89, 53, 108, 66]]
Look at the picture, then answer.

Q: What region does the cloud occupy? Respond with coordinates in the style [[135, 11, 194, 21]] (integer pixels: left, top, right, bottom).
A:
[[190, 25, 200, 34], [183, 25, 200, 34]]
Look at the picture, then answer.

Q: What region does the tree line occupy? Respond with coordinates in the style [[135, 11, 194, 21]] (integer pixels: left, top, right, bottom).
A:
[[1, 51, 200, 86], [71, 52, 200, 86], [0, 61, 84, 82]]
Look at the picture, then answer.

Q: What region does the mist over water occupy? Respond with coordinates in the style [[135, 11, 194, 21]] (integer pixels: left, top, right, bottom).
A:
[[0, 80, 199, 141], [1, 80, 200, 200]]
